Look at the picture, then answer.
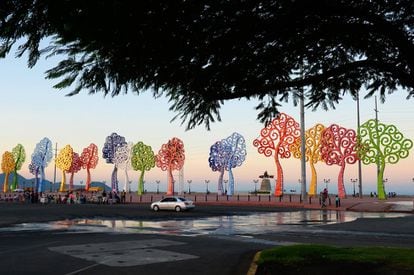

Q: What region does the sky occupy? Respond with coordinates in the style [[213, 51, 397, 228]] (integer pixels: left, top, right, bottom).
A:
[[1, 43, 414, 195]]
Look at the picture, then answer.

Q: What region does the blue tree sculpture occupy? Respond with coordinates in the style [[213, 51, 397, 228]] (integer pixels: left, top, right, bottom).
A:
[[102, 133, 126, 191], [208, 141, 232, 195], [31, 137, 53, 192], [222, 132, 247, 196]]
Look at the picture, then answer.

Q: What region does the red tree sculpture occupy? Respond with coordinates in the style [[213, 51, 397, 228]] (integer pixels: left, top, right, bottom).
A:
[[253, 113, 300, 196], [67, 152, 82, 191], [321, 124, 358, 198], [80, 143, 99, 191], [156, 137, 185, 195]]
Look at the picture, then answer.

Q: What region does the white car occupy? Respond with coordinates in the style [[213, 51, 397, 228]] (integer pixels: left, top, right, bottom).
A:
[[151, 196, 195, 212]]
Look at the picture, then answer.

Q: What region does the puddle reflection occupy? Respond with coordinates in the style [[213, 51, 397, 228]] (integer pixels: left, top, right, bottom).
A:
[[2, 210, 409, 236]]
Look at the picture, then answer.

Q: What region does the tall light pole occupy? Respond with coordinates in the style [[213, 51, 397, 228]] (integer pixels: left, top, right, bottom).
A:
[[356, 93, 363, 198], [187, 180, 192, 194], [350, 178, 358, 197], [205, 179, 210, 194], [53, 142, 58, 192], [156, 180, 160, 194], [80, 180, 83, 192], [128, 180, 132, 193], [299, 89, 307, 200]]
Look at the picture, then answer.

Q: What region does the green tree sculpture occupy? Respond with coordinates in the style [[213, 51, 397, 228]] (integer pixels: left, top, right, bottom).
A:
[[11, 144, 26, 191], [131, 142, 155, 195], [359, 119, 413, 199]]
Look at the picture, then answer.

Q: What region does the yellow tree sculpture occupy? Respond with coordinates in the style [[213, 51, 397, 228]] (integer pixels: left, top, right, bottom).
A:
[[290, 123, 325, 196], [56, 145, 73, 192], [1, 152, 15, 193]]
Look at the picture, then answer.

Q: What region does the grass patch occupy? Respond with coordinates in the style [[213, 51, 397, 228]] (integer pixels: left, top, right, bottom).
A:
[[256, 244, 414, 274]]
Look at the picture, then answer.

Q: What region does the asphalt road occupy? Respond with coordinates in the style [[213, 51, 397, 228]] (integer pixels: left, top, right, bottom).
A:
[[1, 203, 414, 274]]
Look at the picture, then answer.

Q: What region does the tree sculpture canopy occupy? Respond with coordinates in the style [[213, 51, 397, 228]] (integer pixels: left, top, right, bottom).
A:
[[253, 113, 300, 196], [131, 141, 155, 195], [31, 137, 53, 192], [102, 133, 126, 191], [359, 119, 413, 199], [208, 140, 232, 195], [2, 1, 414, 129], [1, 151, 15, 192], [81, 143, 99, 191], [156, 137, 185, 195]]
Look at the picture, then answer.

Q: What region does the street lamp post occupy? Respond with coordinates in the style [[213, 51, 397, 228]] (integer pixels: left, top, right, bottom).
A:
[[80, 180, 83, 192], [205, 180, 210, 194], [323, 178, 330, 190], [187, 180, 192, 194], [156, 180, 160, 194], [350, 178, 358, 197]]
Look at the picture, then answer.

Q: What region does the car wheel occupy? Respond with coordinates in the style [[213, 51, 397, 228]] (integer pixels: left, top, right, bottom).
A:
[[153, 205, 159, 212], [175, 206, 181, 212]]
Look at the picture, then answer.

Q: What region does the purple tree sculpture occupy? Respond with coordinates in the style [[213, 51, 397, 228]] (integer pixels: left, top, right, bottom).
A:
[[102, 133, 126, 192], [222, 132, 246, 196], [208, 140, 232, 195], [31, 137, 53, 192]]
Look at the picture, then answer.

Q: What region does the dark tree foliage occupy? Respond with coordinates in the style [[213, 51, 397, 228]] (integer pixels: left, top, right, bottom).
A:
[[1, 1, 413, 128]]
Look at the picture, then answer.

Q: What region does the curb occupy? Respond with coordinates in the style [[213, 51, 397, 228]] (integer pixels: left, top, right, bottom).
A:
[[247, 251, 261, 275]]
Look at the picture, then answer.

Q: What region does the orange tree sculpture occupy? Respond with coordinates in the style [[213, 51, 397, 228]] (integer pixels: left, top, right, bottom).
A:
[[131, 141, 155, 195], [81, 143, 99, 191], [67, 152, 82, 191], [253, 113, 300, 196], [11, 144, 26, 191], [156, 137, 185, 195], [290, 123, 325, 196], [56, 145, 73, 192], [321, 124, 358, 198], [358, 119, 413, 200], [1, 151, 15, 192]]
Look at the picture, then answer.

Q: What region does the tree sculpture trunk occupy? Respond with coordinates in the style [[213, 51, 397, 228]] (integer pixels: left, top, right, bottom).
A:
[[228, 167, 234, 196], [273, 151, 283, 196], [166, 168, 174, 195], [69, 172, 75, 191], [138, 171, 145, 195], [3, 172, 10, 193], [39, 166, 45, 193], [377, 163, 387, 200], [111, 166, 118, 192], [309, 161, 317, 196], [217, 167, 224, 195], [59, 171, 66, 192], [12, 170, 18, 191], [338, 163, 347, 198], [86, 168, 91, 191]]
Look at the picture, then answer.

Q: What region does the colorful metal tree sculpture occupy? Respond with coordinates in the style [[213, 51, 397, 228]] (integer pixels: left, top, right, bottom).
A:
[[1, 151, 15, 192], [11, 144, 26, 191], [131, 141, 156, 195], [31, 137, 53, 192], [321, 124, 358, 198], [358, 119, 413, 200], [156, 137, 185, 195], [114, 142, 133, 193], [253, 113, 300, 196], [56, 145, 73, 192], [290, 123, 325, 196], [80, 143, 99, 191], [102, 133, 126, 192], [221, 132, 246, 196], [67, 152, 82, 191], [29, 153, 41, 191], [208, 140, 232, 195]]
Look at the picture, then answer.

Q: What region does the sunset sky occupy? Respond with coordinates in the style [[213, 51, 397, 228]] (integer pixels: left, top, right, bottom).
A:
[[1, 46, 414, 195]]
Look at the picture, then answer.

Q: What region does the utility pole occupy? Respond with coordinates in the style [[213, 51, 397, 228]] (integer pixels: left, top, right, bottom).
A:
[[374, 97, 380, 189], [299, 90, 307, 200], [53, 142, 58, 192], [356, 93, 363, 198]]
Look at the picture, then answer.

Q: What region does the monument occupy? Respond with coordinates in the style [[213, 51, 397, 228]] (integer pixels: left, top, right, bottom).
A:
[[258, 171, 273, 194]]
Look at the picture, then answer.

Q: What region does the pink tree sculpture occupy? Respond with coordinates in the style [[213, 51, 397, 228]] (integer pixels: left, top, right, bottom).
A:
[[321, 124, 358, 198], [81, 143, 99, 191], [253, 113, 300, 196], [67, 152, 82, 191], [156, 137, 185, 195]]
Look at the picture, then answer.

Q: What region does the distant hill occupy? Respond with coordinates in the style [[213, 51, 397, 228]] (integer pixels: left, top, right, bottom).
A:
[[0, 173, 111, 192]]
